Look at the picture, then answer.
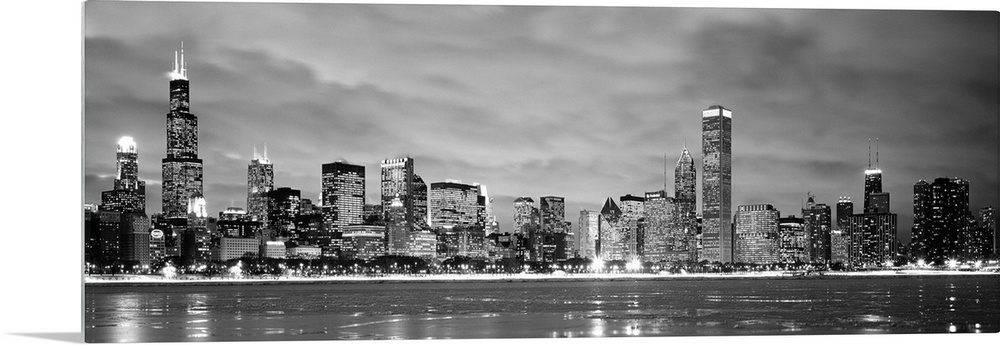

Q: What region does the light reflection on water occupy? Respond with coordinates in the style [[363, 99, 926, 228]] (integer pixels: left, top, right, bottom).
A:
[[85, 275, 999, 342]]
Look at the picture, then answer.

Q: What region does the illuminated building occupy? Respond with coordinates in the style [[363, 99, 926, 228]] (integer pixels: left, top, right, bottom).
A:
[[830, 229, 849, 264], [642, 190, 675, 262], [84, 205, 101, 265], [246, 145, 273, 228], [673, 146, 697, 257], [148, 229, 166, 263], [512, 197, 538, 235], [576, 210, 600, 259], [119, 213, 151, 267], [97, 210, 122, 264], [702, 105, 733, 263], [619, 194, 644, 260], [213, 237, 260, 261], [912, 177, 977, 263], [217, 207, 260, 238], [407, 230, 437, 260], [322, 161, 365, 250], [341, 225, 387, 260], [429, 181, 480, 228], [182, 196, 212, 264], [385, 196, 408, 256], [836, 197, 853, 231], [979, 207, 996, 257], [287, 245, 322, 259], [847, 142, 898, 267], [540, 196, 566, 233], [260, 241, 287, 259], [101, 137, 146, 214], [802, 194, 832, 262], [778, 216, 807, 263], [381, 157, 426, 230], [161, 44, 204, 219], [267, 187, 301, 241], [598, 197, 625, 260], [734, 204, 780, 264]]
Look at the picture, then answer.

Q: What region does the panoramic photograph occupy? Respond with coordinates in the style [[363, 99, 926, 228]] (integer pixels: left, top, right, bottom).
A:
[[82, 1, 998, 343]]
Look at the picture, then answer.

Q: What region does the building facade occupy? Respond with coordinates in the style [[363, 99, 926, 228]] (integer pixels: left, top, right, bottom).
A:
[[778, 216, 807, 263], [734, 204, 780, 264], [802, 195, 832, 262], [322, 161, 366, 251], [161, 45, 204, 219], [246, 146, 273, 228], [429, 181, 480, 228], [701, 105, 733, 263]]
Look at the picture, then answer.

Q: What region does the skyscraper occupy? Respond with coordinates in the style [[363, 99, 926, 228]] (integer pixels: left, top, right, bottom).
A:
[[911, 177, 972, 263], [577, 210, 600, 259], [381, 157, 425, 230], [246, 146, 273, 228], [778, 216, 807, 263], [836, 197, 853, 231], [101, 137, 146, 214], [598, 197, 624, 260], [802, 194, 832, 262], [980, 206, 996, 257], [161, 43, 204, 218], [512, 197, 538, 235], [642, 190, 674, 262], [429, 180, 480, 228], [322, 161, 366, 245], [673, 146, 697, 257], [540, 196, 566, 233], [702, 105, 733, 263], [734, 204, 780, 264], [268, 187, 301, 241], [848, 142, 898, 267], [619, 194, 645, 261]]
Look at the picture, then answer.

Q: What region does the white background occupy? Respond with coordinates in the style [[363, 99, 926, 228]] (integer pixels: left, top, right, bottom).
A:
[[0, 1, 996, 345]]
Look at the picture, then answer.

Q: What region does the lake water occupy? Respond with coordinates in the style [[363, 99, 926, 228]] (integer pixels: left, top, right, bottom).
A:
[[84, 275, 999, 342]]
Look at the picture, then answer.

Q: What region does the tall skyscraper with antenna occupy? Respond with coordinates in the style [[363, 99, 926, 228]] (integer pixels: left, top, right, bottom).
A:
[[701, 105, 733, 263], [161, 43, 205, 218], [247, 145, 273, 229], [848, 139, 897, 267]]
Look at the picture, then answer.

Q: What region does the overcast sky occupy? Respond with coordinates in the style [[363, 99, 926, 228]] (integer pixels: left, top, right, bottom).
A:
[[83, 2, 998, 242]]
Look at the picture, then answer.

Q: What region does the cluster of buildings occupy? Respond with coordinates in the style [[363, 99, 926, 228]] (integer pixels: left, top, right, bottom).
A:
[[84, 44, 997, 273]]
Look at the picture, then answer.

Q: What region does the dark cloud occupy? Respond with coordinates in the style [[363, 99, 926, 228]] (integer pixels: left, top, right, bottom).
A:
[[84, 4, 998, 243]]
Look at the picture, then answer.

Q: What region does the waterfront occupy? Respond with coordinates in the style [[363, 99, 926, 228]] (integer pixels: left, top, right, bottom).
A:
[[85, 274, 999, 342]]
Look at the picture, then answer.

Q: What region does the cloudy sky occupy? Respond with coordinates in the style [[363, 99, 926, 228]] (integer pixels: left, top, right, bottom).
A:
[[83, 2, 998, 242]]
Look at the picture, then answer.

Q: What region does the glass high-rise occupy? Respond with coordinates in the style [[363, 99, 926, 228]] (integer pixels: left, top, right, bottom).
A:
[[322, 161, 366, 249], [161, 44, 204, 218], [381, 157, 425, 230], [802, 195, 832, 263], [734, 204, 780, 264], [701, 105, 733, 263], [429, 180, 480, 228], [912, 177, 972, 263], [673, 146, 697, 255], [246, 146, 273, 228], [512, 197, 537, 235], [101, 137, 146, 214]]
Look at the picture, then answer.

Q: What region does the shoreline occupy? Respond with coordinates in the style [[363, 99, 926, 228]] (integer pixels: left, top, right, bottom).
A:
[[83, 270, 999, 287]]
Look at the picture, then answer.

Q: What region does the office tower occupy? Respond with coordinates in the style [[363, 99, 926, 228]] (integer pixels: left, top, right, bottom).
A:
[[429, 181, 480, 228], [642, 190, 677, 262], [619, 194, 645, 261], [540, 196, 567, 233], [577, 210, 600, 259], [217, 207, 260, 238], [385, 197, 409, 256], [598, 197, 624, 260], [980, 206, 996, 257], [847, 141, 898, 267], [381, 157, 429, 231], [478, 185, 498, 235], [412, 174, 429, 227], [101, 137, 146, 214], [734, 204, 780, 264], [267, 187, 301, 241], [802, 194, 832, 262], [847, 213, 897, 266], [702, 105, 733, 263], [836, 197, 853, 230], [407, 230, 437, 260], [911, 177, 974, 263], [321, 162, 365, 251], [246, 145, 273, 227], [341, 225, 387, 260], [161, 44, 204, 218], [778, 216, 807, 263], [182, 196, 212, 264], [84, 205, 101, 265], [830, 229, 849, 264], [513, 197, 538, 235], [119, 213, 151, 267], [148, 229, 166, 263], [673, 147, 697, 256]]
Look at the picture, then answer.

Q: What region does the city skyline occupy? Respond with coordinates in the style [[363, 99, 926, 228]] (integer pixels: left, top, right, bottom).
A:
[[84, 4, 999, 243]]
